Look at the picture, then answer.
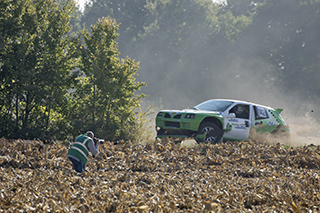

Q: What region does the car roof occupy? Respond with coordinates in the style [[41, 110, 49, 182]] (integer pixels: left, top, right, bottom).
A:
[[205, 99, 277, 110]]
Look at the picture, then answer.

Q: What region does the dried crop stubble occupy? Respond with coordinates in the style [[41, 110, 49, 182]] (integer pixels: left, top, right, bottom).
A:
[[0, 138, 320, 212]]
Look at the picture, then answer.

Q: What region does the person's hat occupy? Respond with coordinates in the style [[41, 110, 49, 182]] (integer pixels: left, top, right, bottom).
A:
[[86, 131, 94, 138]]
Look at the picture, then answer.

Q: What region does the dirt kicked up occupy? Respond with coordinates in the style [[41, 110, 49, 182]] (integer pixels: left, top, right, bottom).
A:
[[0, 138, 320, 212]]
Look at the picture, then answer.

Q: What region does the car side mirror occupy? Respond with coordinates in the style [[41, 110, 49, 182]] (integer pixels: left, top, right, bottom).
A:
[[226, 113, 236, 118]]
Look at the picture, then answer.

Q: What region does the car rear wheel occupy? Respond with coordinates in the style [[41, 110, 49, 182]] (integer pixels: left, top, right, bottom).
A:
[[196, 122, 223, 144]]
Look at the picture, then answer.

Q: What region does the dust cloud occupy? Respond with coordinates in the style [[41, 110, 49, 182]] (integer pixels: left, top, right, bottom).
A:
[[211, 58, 320, 147], [140, 55, 320, 147], [217, 57, 320, 146]]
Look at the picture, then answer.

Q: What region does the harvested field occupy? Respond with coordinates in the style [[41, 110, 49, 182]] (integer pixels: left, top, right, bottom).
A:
[[1, 138, 320, 212]]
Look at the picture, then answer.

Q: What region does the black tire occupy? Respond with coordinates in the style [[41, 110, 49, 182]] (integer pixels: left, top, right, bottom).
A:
[[196, 122, 223, 144]]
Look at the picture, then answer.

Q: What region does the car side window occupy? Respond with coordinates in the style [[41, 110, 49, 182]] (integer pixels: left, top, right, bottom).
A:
[[229, 104, 250, 119], [254, 106, 269, 120]]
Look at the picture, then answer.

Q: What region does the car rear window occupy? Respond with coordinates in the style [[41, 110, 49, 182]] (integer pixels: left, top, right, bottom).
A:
[[193, 100, 234, 112], [254, 106, 269, 119]]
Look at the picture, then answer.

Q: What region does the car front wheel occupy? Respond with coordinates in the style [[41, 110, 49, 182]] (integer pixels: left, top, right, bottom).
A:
[[196, 122, 223, 144]]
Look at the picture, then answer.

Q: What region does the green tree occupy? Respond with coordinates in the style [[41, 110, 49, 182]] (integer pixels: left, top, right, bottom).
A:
[[234, 0, 320, 104], [0, 0, 79, 139], [260, 0, 320, 95], [70, 16, 147, 141], [54, 0, 83, 36], [133, 0, 254, 104], [81, 0, 149, 57]]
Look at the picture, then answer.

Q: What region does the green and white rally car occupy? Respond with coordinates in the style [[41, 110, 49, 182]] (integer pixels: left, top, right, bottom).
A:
[[156, 99, 290, 143]]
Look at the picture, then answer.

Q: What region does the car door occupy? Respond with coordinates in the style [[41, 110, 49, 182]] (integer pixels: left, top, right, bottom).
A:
[[223, 104, 252, 141]]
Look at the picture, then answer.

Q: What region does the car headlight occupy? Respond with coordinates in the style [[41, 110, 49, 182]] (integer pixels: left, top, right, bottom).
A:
[[184, 113, 195, 119]]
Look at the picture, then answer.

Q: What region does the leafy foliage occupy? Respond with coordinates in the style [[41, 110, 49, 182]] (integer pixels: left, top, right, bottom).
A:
[[0, 0, 78, 139], [0, 1, 147, 141], [69, 17, 147, 141]]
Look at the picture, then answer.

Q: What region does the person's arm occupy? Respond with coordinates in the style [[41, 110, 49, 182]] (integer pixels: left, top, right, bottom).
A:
[[88, 139, 99, 157]]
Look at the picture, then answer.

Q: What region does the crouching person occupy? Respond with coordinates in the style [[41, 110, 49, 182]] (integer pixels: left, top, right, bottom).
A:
[[68, 131, 99, 173]]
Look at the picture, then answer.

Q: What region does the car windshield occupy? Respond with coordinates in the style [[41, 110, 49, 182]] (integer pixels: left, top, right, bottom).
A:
[[192, 100, 234, 112]]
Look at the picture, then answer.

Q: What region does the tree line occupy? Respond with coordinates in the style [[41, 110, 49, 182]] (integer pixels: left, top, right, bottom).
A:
[[79, 0, 320, 114], [0, 0, 148, 141], [1, 0, 319, 141]]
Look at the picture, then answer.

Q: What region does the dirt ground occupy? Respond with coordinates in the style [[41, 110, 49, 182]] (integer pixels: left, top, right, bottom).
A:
[[1, 137, 320, 212]]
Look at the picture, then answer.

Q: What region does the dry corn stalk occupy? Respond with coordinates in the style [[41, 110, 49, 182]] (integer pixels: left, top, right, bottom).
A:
[[0, 138, 319, 212]]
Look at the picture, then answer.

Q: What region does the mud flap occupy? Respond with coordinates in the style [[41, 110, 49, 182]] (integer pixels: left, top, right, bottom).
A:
[[195, 134, 206, 140]]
